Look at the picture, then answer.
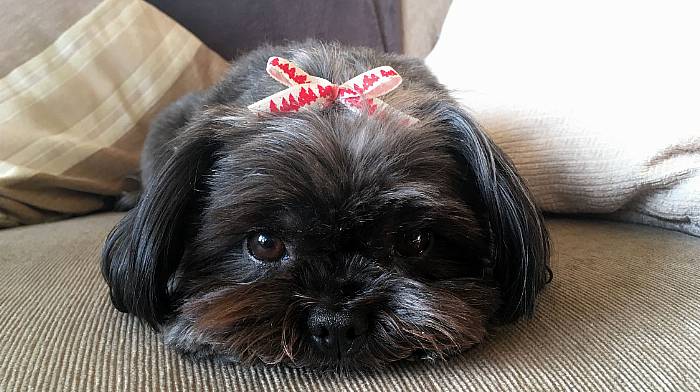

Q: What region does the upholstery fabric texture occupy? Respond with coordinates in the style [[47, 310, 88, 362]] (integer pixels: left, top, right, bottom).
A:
[[1, 213, 698, 391], [0, 0, 229, 228], [146, 0, 403, 60], [400, 0, 451, 57], [425, 0, 700, 236]]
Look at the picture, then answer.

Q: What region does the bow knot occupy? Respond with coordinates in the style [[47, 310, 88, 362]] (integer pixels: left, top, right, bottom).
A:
[[248, 57, 417, 124]]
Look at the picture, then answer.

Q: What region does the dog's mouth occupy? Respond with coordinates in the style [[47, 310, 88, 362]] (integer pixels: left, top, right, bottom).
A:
[[169, 311, 484, 370], [173, 273, 498, 369], [272, 340, 465, 371]]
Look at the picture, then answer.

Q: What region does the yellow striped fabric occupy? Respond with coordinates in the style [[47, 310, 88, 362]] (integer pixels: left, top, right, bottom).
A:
[[0, 0, 229, 228]]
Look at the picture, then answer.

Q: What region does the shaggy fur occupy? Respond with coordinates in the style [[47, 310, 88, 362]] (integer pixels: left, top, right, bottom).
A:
[[102, 41, 550, 370]]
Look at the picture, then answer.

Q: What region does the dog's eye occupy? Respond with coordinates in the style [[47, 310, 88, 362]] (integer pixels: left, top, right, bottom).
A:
[[247, 232, 286, 262], [394, 230, 433, 257]]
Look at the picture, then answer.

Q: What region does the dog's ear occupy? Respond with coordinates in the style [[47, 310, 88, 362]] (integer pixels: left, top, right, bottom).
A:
[[101, 108, 221, 328], [438, 102, 550, 322]]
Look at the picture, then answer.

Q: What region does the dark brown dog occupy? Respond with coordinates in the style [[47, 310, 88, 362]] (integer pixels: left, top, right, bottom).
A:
[[102, 41, 550, 370]]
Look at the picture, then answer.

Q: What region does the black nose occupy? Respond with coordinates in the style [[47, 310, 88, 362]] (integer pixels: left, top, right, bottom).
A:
[[307, 306, 369, 357]]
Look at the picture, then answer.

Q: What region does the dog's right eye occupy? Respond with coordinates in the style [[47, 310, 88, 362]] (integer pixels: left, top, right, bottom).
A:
[[394, 230, 433, 258], [247, 232, 286, 262]]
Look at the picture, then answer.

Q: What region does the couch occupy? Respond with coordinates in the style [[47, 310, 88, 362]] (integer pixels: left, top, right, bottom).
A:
[[1, 1, 699, 390], [2, 213, 699, 390]]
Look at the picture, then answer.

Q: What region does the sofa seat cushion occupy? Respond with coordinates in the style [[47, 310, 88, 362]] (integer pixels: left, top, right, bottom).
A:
[[1, 213, 698, 391]]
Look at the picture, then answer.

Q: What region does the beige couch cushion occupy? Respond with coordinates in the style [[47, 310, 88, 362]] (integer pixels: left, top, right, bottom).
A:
[[1, 213, 698, 390]]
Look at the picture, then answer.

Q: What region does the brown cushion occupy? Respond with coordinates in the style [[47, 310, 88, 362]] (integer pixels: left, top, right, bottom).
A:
[[1, 214, 698, 390], [0, 0, 228, 228]]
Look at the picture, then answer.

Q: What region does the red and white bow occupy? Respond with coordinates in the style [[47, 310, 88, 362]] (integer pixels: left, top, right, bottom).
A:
[[248, 57, 418, 125]]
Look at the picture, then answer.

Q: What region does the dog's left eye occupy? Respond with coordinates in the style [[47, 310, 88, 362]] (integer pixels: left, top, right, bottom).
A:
[[394, 230, 433, 257], [247, 232, 286, 262]]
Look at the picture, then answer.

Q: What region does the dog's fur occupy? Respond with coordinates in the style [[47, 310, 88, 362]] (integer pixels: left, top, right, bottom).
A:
[[102, 41, 550, 370]]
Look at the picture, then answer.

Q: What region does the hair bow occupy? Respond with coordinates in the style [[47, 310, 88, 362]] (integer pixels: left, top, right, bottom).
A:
[[248, 57, 418, 125]]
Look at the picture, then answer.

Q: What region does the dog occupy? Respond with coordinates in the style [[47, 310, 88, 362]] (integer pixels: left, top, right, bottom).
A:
[[102, 41, 550, 370]]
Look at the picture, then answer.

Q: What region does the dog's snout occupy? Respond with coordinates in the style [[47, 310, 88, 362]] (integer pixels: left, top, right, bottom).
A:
[[307, 306, 368, 357]]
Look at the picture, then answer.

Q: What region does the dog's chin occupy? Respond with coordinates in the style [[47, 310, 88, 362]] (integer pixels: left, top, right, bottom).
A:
[[162, 270, 499, 370]]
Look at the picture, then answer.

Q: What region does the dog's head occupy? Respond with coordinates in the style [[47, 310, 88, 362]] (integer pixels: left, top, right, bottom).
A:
[[102, 101, 549, 369]]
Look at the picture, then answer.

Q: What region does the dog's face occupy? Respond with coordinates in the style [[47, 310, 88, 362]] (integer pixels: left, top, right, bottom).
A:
[[103, 102, 549, 370]]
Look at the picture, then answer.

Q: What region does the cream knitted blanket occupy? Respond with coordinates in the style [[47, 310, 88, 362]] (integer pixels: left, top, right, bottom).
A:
[[426, 0, 700, 236]]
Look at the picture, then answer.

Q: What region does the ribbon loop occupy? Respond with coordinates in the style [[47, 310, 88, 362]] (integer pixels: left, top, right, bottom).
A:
[[338, 66, 402, 99], [248, 57, 417, 125], [266, 57, 321, 87]]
